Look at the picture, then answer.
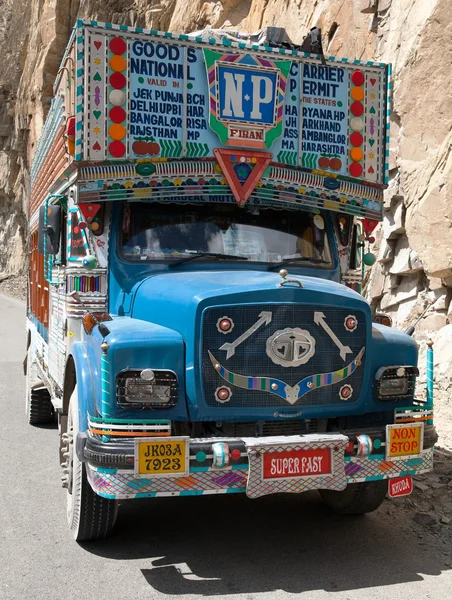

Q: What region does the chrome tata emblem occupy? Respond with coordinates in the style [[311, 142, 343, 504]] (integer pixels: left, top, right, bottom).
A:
[[266, 328, 316, 367]]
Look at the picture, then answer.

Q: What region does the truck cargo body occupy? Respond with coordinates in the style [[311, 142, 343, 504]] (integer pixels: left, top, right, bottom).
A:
[[25, 20, 436, 540]]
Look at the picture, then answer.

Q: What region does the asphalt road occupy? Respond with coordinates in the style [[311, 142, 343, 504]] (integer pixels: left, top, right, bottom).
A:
[[0, 292, 451, 600]]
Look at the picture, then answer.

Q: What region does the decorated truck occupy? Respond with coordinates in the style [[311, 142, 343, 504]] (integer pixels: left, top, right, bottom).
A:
[[26, 20, 436, 541]]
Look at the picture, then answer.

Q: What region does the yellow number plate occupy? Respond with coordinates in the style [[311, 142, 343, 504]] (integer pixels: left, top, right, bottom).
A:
[[386, 423, 423, 459], [135, 437, 189, 478]]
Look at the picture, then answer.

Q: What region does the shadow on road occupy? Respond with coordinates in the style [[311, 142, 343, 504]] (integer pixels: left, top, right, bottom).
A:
[[82, 471, 452, 596]]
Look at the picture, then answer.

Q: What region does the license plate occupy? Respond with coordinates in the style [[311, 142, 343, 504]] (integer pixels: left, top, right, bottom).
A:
[[262, 447, 332, 480], [135, 437, 189, 478], [388, 475, 413, 498], [386, 423, 423, 459]]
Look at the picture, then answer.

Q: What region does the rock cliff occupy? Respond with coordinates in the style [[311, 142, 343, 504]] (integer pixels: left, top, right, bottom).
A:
[[0, 0, 450, 404]]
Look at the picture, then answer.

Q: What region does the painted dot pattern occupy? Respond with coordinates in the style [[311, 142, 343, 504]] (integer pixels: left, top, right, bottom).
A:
[[90, 34, 105, 158], [349, 71, 365, 178], [108, 37, 127, 158]]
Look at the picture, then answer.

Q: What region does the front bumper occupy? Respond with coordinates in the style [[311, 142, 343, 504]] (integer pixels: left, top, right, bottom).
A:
[[81, 424, 437, 500]]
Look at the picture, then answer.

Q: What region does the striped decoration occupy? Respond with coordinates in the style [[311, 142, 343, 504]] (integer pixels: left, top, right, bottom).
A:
[[67, 275, 102, 293], [101, 353, 110, 421], [384, 63, 392, 184], [208, 347, 365, 405]]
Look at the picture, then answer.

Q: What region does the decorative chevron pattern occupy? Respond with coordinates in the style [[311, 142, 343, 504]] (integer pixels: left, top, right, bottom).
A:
[[186, 142, 210, 157], [208, 347, 365, 406], [159, 139, 182, 158], [277, 150, 298, 165], [302, 152, 317, 169], [344, 448, 434, 483], [87, 466, 248, 499]]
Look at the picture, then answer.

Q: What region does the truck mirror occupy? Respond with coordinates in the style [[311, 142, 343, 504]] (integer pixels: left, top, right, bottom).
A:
[[38, 204, 61, 255]]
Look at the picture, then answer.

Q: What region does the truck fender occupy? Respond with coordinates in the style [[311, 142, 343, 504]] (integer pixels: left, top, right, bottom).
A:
[[64, 342, 98, 433]]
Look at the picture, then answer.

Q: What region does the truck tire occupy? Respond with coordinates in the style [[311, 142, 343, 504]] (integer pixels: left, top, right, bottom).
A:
[[25, 352, 54, 425], [319, 480, 387, 515], [64, 386, 118, 541]]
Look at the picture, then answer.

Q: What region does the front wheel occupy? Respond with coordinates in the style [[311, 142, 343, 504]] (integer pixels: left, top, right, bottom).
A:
[[63, 386, 118, 541], [319, 480, 387, 515]]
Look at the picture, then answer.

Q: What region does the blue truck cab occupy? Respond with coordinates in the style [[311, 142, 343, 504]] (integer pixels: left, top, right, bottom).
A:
[[26, 20, 436, 540]]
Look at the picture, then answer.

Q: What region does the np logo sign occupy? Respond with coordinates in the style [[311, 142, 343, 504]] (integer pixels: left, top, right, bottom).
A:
[[217, 64, 278, 125]]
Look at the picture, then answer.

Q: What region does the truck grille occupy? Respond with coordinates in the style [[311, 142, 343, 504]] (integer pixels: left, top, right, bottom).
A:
[[201, 304, 367, 409]]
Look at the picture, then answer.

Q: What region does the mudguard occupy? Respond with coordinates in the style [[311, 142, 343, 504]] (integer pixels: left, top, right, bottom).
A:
[[68, 341, 99, 432]]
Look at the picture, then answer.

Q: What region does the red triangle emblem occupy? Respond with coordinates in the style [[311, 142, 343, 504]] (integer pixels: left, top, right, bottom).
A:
[[79, 203, 101, 223], [214, 149, 272, 207]]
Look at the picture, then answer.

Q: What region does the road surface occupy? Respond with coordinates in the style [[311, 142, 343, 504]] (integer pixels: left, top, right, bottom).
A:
[[0, 292, 451, 600]]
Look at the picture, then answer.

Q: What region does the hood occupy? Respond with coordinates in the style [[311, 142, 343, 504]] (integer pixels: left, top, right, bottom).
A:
[[130, 270, 373, 421], [131, 269, 369, 333]]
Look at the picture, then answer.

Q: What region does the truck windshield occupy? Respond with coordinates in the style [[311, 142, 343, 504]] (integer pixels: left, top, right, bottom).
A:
[[121, 202, 332, 267]]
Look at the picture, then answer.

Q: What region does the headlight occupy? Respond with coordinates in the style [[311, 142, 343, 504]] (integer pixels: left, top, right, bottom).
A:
[[117, 369, 178, 408], [375, 366, 418, 400]]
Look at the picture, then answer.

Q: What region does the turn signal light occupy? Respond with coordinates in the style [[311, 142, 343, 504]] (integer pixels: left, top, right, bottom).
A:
[[373, 313, 392, 327], [83, 312, 112, 334]]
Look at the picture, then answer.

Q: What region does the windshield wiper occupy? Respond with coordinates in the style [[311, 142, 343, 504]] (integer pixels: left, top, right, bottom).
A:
[[268, 256, 330, 271], [169, 252, 249, 268]]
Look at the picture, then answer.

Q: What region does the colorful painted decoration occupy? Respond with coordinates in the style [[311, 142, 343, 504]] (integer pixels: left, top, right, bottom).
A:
[[109, 89, 126, 106], [339, 384, 353, 400], [216, 316, 235, 334], [350, 147, 364, 162], [350, 117, 364, 131], [203, 49, 291, 149], [344, 315, 358, 332], [215, 386, 232, 404], [135, 163, 156, 176], [350, 102, 364, 117], [108, 35, 128, 159], [109, 72, 126, 89], [69, 211, 88, 258], [213, 148, 273, 206], [109, 37, 127, 54], [109, 140, 126, 157], [349, 162, 363, 177], [362, 218, 379, 235], [109, 106, 126, 122], [74, 24, 389, 221], [79, 203, 101, 223], [209, 347, 365, 406], [351, 70, 365, 86], [350, 132, 364, 147], [109, 54, 127, 72]]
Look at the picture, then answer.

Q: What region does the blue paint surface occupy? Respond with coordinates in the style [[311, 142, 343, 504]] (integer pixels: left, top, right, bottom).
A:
[[218, 65, 277, 124], [93, 205, 420, 424]]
